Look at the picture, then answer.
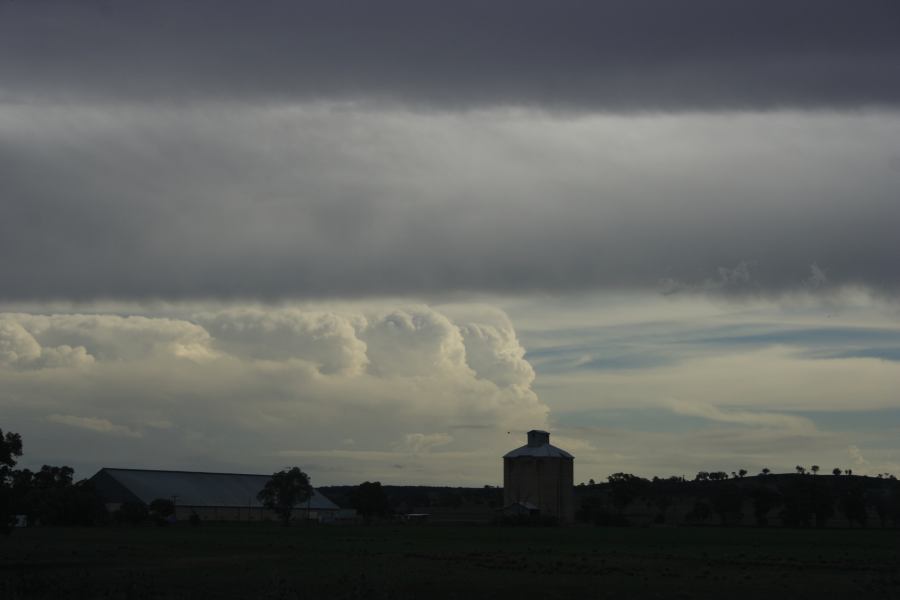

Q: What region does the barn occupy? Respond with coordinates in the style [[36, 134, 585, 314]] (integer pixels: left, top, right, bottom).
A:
[[90, 468, 343, 522]]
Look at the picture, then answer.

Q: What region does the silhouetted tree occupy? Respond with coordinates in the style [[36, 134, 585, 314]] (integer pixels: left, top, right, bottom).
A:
[[796, 465, 806, 475], [648, 480, 675, 524], [22, 466, 104, 526], [257, 467, 312, 527], [0, 428, 24, 534], [115, 501, 148, 525], [780, 478, 814, 527], [871, 489, 892, 528], [351, 481, 390, 522], [760, 468, 771, 476], [811, 465, 820, 476], [810, 481, 834, 527], [686, 500, 712, 524], [711, 483, 744, 525], [750, 486, 781, 526], [149, 498, 176, 526], [832, 468, 842, 476], [738, 469, 747, 478], [838, 483, 868, 528], [695, 471, 710, 482], [607, 473, 649, 519]]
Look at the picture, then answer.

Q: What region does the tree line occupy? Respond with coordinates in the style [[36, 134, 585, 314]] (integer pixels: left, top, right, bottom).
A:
[[576, 469, 900, 528]]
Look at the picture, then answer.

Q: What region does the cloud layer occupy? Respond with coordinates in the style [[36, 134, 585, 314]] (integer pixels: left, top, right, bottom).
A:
[[2, 1, 900, 110], [2, 106, 898, 300]]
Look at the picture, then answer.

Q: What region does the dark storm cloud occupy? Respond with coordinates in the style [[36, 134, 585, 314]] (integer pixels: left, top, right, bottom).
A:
[[1, 105, 898, 300], [2, 0, 900, 110]]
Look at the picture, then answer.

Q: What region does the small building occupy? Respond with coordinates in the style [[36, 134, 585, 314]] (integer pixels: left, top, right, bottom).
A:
[[90, 468, 341, 522], [503, 430, 574, 523]]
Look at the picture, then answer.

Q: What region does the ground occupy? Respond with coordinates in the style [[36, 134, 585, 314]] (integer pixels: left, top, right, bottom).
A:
[[2, 524, 899, 599]]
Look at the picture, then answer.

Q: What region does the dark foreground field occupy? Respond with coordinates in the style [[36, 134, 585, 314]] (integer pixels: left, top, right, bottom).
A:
[[2, 525, 899, 599]]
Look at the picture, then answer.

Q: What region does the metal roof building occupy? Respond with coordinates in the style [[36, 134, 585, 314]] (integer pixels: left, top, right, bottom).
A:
[[91, 468, 341, 522]]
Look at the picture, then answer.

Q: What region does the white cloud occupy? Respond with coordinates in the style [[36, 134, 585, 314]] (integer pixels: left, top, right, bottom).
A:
[[196, 307, 367, 374], [0, 303, 547, 483], [0, 318, 42, 366], [361, 307, 469, 378], [0, 316, 94, 369]]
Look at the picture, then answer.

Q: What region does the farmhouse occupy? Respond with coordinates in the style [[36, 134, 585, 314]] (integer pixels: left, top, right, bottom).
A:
[[503, 430, 575, 523], [90, 468, 342, 522]]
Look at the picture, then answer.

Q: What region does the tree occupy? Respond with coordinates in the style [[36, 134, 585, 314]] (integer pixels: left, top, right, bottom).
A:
[[738, 469, 748, 479], [0, 429, 23, 474], [607, 473, 649, 519], [115, 501, 148, 526], [760, 468, 771, 476], [351, 481, 390, 522], [685, 501, 712, 524], [750, 486, 781, 527], [832, 468, 842, 476], [149, 498, 176, 526], [796, 465, 806, 475], [811, 465, 820, 476], [257, 467, 312, 527], [1, 429, 24, 534], [712, 484, 744, 526], [839, 483, 868, 528]]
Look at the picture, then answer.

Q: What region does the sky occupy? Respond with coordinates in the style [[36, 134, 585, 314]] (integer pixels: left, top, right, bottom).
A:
[[1, 0, 899, 485]]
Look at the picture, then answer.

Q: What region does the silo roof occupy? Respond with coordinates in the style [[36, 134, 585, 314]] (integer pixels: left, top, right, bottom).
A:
[[503, 443, 573, 459], [93, 468, 340, 510]]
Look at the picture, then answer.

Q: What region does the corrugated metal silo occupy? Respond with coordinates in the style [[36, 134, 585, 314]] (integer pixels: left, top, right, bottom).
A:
[[503, 430, 574, 523]]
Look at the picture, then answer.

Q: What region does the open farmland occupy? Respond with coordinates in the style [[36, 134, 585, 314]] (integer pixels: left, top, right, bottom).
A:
[[2, 524, 899, 599]]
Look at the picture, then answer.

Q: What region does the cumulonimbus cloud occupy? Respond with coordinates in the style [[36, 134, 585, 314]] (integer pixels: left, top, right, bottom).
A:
[[0, 303, 548, 481]]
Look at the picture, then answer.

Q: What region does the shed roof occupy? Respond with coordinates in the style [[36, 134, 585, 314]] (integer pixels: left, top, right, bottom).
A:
[[92, 468, 339, 510]]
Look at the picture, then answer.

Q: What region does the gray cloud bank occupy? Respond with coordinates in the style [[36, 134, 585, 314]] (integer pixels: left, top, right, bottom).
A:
[[2, 0, 900, 110], [1, 106, 898, 300]]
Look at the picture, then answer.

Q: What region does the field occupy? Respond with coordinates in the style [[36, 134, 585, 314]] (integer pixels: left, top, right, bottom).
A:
[[2, 524, 899, 599]]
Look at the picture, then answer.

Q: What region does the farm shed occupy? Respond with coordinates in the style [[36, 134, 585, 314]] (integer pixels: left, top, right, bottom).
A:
[[90, 468, 341, 522]]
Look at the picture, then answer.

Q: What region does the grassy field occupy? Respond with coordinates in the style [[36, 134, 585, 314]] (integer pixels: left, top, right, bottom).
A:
[[2, 524, 899, 599]]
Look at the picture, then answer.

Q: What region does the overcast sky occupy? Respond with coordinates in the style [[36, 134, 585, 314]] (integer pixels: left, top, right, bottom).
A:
[[2, 1, 899, 484]]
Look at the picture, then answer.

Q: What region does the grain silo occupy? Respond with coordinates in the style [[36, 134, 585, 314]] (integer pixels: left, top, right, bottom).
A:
[[503, 430, 574, 523]]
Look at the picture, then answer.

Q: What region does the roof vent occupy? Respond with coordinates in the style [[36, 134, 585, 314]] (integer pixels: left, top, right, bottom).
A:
[[527, 430, 550, 447]]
